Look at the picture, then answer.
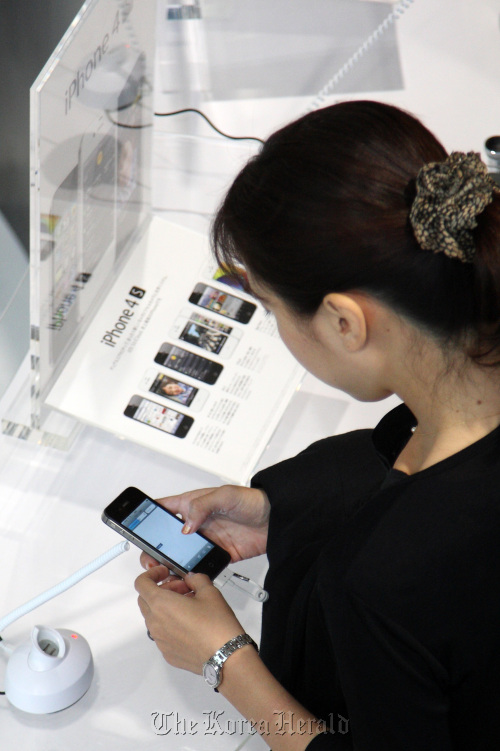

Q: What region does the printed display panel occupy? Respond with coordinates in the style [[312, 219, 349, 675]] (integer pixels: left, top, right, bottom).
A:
[[45, 218, 305, 484]]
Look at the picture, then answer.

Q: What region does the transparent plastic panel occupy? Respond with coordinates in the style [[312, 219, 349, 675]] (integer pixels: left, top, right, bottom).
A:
[[156, 0, 402, 105], [152, 0, 403, 221], [0, 213, 29, 402], [2, 0, 156, 446]]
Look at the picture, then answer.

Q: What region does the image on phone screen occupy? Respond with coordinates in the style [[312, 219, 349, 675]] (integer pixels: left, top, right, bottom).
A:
[[211, 265, 248, 292], [102, 487, 231, 579], [124, 395, 193, 438], [123, 500, 214, 570], [171, 315, 241, 358], [181, 320, 235, 355], [154, 343, 223, 384], [188, 283, 256, 323], [140, 369, 207, 410], [180, 309, 234, 334]]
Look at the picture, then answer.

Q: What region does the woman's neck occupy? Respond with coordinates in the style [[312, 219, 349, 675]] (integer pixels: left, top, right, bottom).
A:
[[391, 345, 500, 474]]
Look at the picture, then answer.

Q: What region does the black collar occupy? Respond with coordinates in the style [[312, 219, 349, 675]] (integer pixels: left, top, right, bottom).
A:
[[371, 403, 417, 470]]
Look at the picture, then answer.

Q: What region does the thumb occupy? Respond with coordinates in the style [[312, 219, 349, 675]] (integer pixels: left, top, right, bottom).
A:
[[181, 485, 241, 534], [134, 564, 171, 598], [181, 489, 223, 534]]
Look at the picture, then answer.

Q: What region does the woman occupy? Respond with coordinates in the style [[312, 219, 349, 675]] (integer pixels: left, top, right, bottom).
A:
[[135, 101, 500, 749]]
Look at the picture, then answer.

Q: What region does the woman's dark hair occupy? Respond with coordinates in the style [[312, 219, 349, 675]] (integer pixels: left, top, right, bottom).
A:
[[212, 100, 500, 364]]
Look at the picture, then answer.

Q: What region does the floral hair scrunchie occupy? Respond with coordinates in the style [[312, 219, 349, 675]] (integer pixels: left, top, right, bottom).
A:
[[409, 151, 499, 263]]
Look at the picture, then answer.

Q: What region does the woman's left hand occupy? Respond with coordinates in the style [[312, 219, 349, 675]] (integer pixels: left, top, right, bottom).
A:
[[135, 565, 245, 673]]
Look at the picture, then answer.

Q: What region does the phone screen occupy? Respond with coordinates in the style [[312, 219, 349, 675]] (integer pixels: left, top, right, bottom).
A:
[[179, 321, 228, 354], [189, 283, 256, 323], [154, 344, 223, 384], [122, 499, 214, 571], [148, 373, 198, 407], [187, 311, 233, 334], [102, 488, 231, 578], [124, 396, 193, 438], [211, 265, 248, 292]]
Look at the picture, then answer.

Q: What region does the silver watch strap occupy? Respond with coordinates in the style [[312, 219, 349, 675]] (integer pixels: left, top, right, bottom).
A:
[[211, 633, 258, 667]]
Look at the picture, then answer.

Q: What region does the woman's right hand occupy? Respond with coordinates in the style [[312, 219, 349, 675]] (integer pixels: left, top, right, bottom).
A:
[[139, 485, 270, 568]]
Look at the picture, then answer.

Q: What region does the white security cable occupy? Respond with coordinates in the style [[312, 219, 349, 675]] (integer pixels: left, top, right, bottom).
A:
[[0, 541, 129, 636], [306, 0, 416, 112], [0, 640, 14, 656]]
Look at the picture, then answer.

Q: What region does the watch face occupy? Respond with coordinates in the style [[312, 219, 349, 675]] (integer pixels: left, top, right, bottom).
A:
[[203, 662, 219, 687]]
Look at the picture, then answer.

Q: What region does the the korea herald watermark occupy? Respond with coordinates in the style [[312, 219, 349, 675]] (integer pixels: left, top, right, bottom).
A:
[[151, 710, 349, 737]]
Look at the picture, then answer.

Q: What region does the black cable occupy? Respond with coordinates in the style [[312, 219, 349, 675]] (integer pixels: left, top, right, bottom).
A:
[[106, 106, 265, 145], [104, 109, 150, 129], [155, 108, 265, 144]]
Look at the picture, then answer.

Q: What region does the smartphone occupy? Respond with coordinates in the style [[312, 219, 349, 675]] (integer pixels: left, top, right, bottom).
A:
[[154, 343, 223, 385], [140, 368, 208, 410], [170, 315, 241, 358], [124, 395, 193, 438], [188, 283, 256, 324], [102, 487, 231, 579]]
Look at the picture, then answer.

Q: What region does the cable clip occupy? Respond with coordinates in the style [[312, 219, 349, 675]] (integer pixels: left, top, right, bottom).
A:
[[213, 568, 268, 602]]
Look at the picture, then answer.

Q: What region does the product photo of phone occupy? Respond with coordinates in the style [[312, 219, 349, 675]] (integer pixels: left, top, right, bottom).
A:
[[177, 308, 234, 334], [102, 487, 231, 578], [188, 283, 256, 323], [154, 343, 223, 384], [124, 395, 194, 438], [170, 315, 241, 358], [139, 369, 208, 410]]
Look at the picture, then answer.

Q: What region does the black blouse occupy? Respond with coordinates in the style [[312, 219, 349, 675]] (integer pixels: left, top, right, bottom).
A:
[[251, 403, 500, 750]]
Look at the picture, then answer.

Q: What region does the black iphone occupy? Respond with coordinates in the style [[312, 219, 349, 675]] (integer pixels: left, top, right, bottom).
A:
[[124, 395, 193, 438], [153, 343, 223, 384], [188, 283, 256, 323], [102, 487, 231, 579]]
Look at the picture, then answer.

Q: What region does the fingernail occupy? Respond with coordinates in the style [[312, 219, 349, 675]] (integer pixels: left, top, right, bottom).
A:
[[182, 523, 191, 534]]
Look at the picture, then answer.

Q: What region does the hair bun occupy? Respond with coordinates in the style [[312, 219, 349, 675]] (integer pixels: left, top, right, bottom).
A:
[[409, 151, 499, 263]]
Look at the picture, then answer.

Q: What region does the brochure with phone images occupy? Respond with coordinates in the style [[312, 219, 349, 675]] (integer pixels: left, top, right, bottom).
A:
[[45, 217, 304, 483]]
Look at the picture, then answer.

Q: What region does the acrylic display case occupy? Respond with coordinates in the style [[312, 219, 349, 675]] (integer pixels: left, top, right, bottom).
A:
[[1, 0, 404, 478], [2, 0, 155, 447]]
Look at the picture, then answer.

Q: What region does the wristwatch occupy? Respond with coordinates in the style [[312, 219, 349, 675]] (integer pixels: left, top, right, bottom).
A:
[[202, 634, 258, 691]]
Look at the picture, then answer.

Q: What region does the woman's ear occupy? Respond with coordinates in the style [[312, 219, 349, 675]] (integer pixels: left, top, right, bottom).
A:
[[318, 293, 368, 352]]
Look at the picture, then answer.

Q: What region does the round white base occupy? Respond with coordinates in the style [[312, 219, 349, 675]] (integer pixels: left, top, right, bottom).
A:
[[5, 626, 94, 714]]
